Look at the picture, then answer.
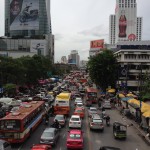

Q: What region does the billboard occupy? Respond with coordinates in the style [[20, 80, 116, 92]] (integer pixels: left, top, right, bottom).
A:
[[90, 39, 104, 49], [30, 40, 46, 55], [118, 10, 136, 40], [10, 0, 39, 31]]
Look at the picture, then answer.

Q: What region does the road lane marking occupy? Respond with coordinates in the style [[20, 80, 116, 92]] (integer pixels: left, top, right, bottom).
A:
[[63, 133, 65, 139]]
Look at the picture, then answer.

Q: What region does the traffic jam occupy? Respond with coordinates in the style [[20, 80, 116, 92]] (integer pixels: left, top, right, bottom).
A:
[[0, 71, 149, 150]]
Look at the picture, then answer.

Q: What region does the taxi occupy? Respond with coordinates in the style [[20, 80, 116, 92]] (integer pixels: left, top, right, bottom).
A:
[[73, 108, 84, 118], [31, 144, 51, 150], [66, 130, 84, 149]]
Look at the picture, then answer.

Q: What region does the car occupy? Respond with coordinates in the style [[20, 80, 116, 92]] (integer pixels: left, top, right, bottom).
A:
[[89, 114, 104, 131], [31, 144, 52, 150], [99, 146, 121, 150], [54, 114, 66, 127], [88, 107, 98, 117], [0, 139, 11, 150], [69, 115, 82, 128], [75, 102, 85, 110], [66, 129, 84, 149], [102, 101, 111, 109], [74, 108, 84, 118], [74, 98, 82, 105], [40, 128, 59, 146]]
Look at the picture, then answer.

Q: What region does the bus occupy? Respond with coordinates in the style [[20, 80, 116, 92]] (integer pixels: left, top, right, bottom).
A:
[[85, 87, 98, 105], [0, 101, 45, 143], [54, 92, 71, 116]]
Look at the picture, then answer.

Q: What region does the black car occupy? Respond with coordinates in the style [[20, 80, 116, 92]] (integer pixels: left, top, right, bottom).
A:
[[100, 146, 121, 150]]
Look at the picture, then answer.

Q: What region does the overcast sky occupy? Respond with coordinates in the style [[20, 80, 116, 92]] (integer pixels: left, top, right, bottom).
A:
[[0, 0, 150, 62]]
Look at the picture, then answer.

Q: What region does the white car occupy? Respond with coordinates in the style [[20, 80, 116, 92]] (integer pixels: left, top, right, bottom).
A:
[[69, 115, 82, 128], [74, 98, 82, 105], [75, 102, 84, 110], [102, 101, 111, 109], [88, 107, 98, 117]]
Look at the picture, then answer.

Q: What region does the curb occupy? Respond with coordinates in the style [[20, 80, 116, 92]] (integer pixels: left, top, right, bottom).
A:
[[115, 106, 150, 145]]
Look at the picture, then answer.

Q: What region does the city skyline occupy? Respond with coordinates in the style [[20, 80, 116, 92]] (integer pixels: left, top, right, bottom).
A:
[[0, 0, 150, 61]]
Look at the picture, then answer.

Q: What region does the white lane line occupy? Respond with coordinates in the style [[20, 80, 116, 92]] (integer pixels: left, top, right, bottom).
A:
[[60, 147, 62, 150], [63, 133, 65, 138]]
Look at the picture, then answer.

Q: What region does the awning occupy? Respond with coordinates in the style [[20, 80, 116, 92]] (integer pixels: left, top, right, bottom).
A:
[[126, 93, 137, 98], [142, 110, 150, 118], [119, 93, 125, 98], [107, 89, 116, 93]]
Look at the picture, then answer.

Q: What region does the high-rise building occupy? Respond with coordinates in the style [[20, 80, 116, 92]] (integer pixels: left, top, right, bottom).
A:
[[5, 0, 51, 37], [1, 0, 54, 62], [61, 56, 67, 64], [68, 50, 80, 67], [109, 0, 142, 44]]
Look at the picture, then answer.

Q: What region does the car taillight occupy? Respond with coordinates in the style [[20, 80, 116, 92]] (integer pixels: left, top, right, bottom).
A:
[[91, 122, 95, 125], [78, 122, 81, 124]]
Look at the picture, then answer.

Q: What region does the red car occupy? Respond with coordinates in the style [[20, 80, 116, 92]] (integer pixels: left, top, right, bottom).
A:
[[31, 144, 52, 150], [74, 108, 84, 118], [66, 129, 84, 149]]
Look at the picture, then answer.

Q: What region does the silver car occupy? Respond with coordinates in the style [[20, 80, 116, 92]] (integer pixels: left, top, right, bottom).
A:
[[54, 115, 66, 127], [102, 101, 111, 109], [40, 128, 59, 145], [88, 107, 98, 117], [89, 114, 104, 131]]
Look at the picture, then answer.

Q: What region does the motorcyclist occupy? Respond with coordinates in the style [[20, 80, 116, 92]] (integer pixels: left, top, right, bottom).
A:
[[44, 113, 49, 124], [53, 119, 60, 129], [105, 115, 110, 124]]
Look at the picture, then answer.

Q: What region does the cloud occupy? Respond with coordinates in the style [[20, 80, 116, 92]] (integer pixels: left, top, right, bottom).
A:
[[54, 34, 64, 41], [79, 25, 109, 38]]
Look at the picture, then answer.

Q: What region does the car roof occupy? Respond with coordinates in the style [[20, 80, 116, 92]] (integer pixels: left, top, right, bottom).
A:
[[77, 102, 83, 105], [90, 107, 96, 109], [91, 114, 101, 118], [44, 128, 56, 132], [71, 115, 80, 118], [69, 129, 82, 134], [55, 114, 64, 117]]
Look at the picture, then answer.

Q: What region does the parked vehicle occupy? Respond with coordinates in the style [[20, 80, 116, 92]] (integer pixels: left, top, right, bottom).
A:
[[75, 102, 85, 110], [31, 144, 52, 150], [69, 115, 82, 128], [66, 130, 84, 149], [113, 122, 127, 139], [74, 98, 82, 106], [89, 114, 104, 131], [40, 128, 59, 146], [53, 115, 66, 127]]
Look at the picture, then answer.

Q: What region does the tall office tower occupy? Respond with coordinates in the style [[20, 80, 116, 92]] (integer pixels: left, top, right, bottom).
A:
[[5, 0, 52, 37], [109, 0, 142, 44], [68, 50, 80, 67]]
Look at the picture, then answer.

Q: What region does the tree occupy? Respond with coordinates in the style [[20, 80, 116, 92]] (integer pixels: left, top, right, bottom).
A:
[[87, 50, 118, 91]]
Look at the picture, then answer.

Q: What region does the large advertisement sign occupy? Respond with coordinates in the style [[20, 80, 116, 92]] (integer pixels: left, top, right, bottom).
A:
[[10, 0, 39, 31], [118, 10, 136, 40], [30, 40, 46, 55], [90, 39, 104, 49]]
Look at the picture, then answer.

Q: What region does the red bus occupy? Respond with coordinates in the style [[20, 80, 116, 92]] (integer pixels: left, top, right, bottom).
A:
[[85, 87, 98, 105], [0, 101, 45, 143]]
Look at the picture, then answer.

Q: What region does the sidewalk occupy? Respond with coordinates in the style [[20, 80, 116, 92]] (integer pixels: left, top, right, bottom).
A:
[[115, 105, 150, 145]]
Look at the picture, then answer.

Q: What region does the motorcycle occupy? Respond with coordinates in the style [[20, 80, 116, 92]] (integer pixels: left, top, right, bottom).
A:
[[106, 120, 110, 126], [19, 5, 38, 23]]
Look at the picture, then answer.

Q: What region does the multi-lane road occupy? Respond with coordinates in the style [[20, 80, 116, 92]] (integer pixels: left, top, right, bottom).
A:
[[12, 100, 150, 150]]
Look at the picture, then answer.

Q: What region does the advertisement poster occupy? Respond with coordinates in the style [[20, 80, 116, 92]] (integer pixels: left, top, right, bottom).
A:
[[30, 40, 46, 55], [90, 39, 104, 49], [10, 0, 39, 31], [118, 9, 136, 40]]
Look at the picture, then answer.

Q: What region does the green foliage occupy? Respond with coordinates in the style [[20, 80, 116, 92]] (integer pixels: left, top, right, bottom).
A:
[[87, 50, 118, 91], [0, 55, 54, 86], [3, 83, 16, 96]]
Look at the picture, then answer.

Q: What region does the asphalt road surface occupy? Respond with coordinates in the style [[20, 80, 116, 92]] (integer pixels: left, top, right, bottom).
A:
[[11, 100, 150, 150]]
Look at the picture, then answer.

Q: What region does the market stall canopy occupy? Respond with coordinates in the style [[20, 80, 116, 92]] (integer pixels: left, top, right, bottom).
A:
[[126, 93, 137, 98], [119, 93, 125, 98], [107, 89, 116, 93], [142, 110, 150, 118], [141, 104, 150, 113]]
